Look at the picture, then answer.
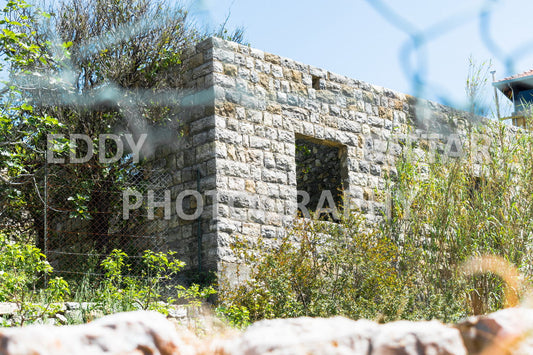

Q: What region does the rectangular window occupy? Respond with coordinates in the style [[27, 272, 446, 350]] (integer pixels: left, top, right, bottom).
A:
[[295, 135, 346, 221]]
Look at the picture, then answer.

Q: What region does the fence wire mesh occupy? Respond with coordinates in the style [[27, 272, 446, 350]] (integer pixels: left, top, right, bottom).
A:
[[362, 0, 519, 117], [0, 0, 531, 281], [42, 164, 172, 280]]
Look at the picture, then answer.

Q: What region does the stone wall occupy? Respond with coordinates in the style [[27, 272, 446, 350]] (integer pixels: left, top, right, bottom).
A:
[[3, 307, 533, 354], [151, 37, 479, 274], [147, 39, 219, 271]]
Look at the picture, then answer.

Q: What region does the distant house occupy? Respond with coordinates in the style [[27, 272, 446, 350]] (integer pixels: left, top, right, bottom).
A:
[[493, 69, 533, 128]]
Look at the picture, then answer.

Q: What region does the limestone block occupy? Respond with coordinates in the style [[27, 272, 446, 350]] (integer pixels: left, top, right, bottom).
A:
[[287, 93, 298, 106], [262, 151, 275, 169], [271, 64, 283, 78], [248, 208, 267, 224], [249, 47, 264, 60], [190, 115, 216, 134], [274, 154, 292, 171], [246, 109, 262, 123], [277, 91, 287, 104], [456, 307, 533, 355], [309, 66, 327, 79], [238, 122, 254, 135], [0, 311, 196, 355], [278, 130, 293, 143], [249, 136, 270, 150], [372, 320, 467, 355], [262, 169, 287, 184], [216, 129, 242, 145], [214, 143, 227, 159], [237, 67, 251, 81], [212, 47, 235, 63], [227, 177, 245, 191], [255, 60, 270, 74], [260, 225, 278, 238], [241, 94, 265, 110], [264, 52, 281, 65], [234, 53, 246, 67], [214, 74, 236, 89]]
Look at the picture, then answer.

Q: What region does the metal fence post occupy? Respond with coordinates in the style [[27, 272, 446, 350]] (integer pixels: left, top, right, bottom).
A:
[[43, 159, 49, 284]]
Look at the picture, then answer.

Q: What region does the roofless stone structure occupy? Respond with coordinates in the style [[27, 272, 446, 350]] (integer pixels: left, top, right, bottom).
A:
[[147, 37, 479, 276]]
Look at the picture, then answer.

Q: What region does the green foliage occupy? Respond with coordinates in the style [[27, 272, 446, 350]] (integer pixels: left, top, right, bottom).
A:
[[215, 305, 250, 329], [94, 249, 214, 316], [0, 234, 69, 326], [0, 0, 223, 326], [0, 0, 247, 252], [218, 215, 412, 323], [219, 123, 533, 324], [0, 0, 66, 243], [175, 283, 216, 308], [0, 237, 213, 325], [384, 124, 533, 317]]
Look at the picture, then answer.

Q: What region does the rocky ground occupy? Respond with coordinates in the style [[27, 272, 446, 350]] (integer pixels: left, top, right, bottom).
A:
[[0, 307, 532, 354]]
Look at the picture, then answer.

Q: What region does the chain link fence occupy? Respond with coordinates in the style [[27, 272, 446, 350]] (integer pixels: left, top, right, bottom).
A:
[[41, 163, 172, 280], [1, 0, 529, 280], [362, 0, 517, 118]]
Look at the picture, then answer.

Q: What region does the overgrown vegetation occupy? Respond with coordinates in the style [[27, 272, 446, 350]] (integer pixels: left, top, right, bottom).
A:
[[2, 0, 533, 332], [0, 0, 245, 252], [0, 0, 231, 327], [0, 233, 69, 326], [218, 214, 407, 324], [95, 249, 215, 315], [0, 237, 214, 326], [218, 123, 533, 324]]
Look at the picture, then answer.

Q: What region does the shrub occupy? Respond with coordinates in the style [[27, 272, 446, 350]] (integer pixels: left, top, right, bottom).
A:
[[215, 305, 250, 329], [0, 234, 70, 326], [383, 124, 533, 318], [92, 249, 215, 316], [0, 236, 215, 325], [218, 214, 414, 322]]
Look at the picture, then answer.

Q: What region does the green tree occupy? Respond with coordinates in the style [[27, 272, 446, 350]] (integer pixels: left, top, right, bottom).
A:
[[0, 0, 65, 245], [0, 0, 244, 254]]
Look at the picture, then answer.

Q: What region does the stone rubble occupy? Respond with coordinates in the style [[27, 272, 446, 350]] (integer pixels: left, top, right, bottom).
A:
[[0, 311, 198, 355], [456, 307, 533, 355], [216, 316, 467, 355], [0, 307, 533, 354]]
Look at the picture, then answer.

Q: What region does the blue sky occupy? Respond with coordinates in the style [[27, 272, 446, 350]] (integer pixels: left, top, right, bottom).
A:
[[3, 0, 532, 117], [191, 0, 533, 117]]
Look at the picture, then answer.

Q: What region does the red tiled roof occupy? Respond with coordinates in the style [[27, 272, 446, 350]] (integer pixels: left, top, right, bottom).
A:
[[496, 69, 533, 83]]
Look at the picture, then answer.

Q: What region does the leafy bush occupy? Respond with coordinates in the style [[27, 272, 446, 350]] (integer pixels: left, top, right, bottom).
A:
[[215, 305, 250, 329], [0, 234, 70, 326], [0, 236, 214, 325], [92, 249, 215, 316], [218, 215, 413, 323]]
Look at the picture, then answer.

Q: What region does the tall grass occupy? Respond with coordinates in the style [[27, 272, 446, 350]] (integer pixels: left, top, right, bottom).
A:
[[383, 122, 533, 318], [219, 122, 533, 323]]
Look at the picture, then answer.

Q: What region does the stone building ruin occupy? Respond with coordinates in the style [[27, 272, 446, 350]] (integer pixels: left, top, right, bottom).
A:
[[148, 37, 479, 275]]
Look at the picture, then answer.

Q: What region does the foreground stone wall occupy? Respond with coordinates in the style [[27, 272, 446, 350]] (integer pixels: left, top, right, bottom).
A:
[[2, 307, 533, 354], [151, 37, 481, 273]]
